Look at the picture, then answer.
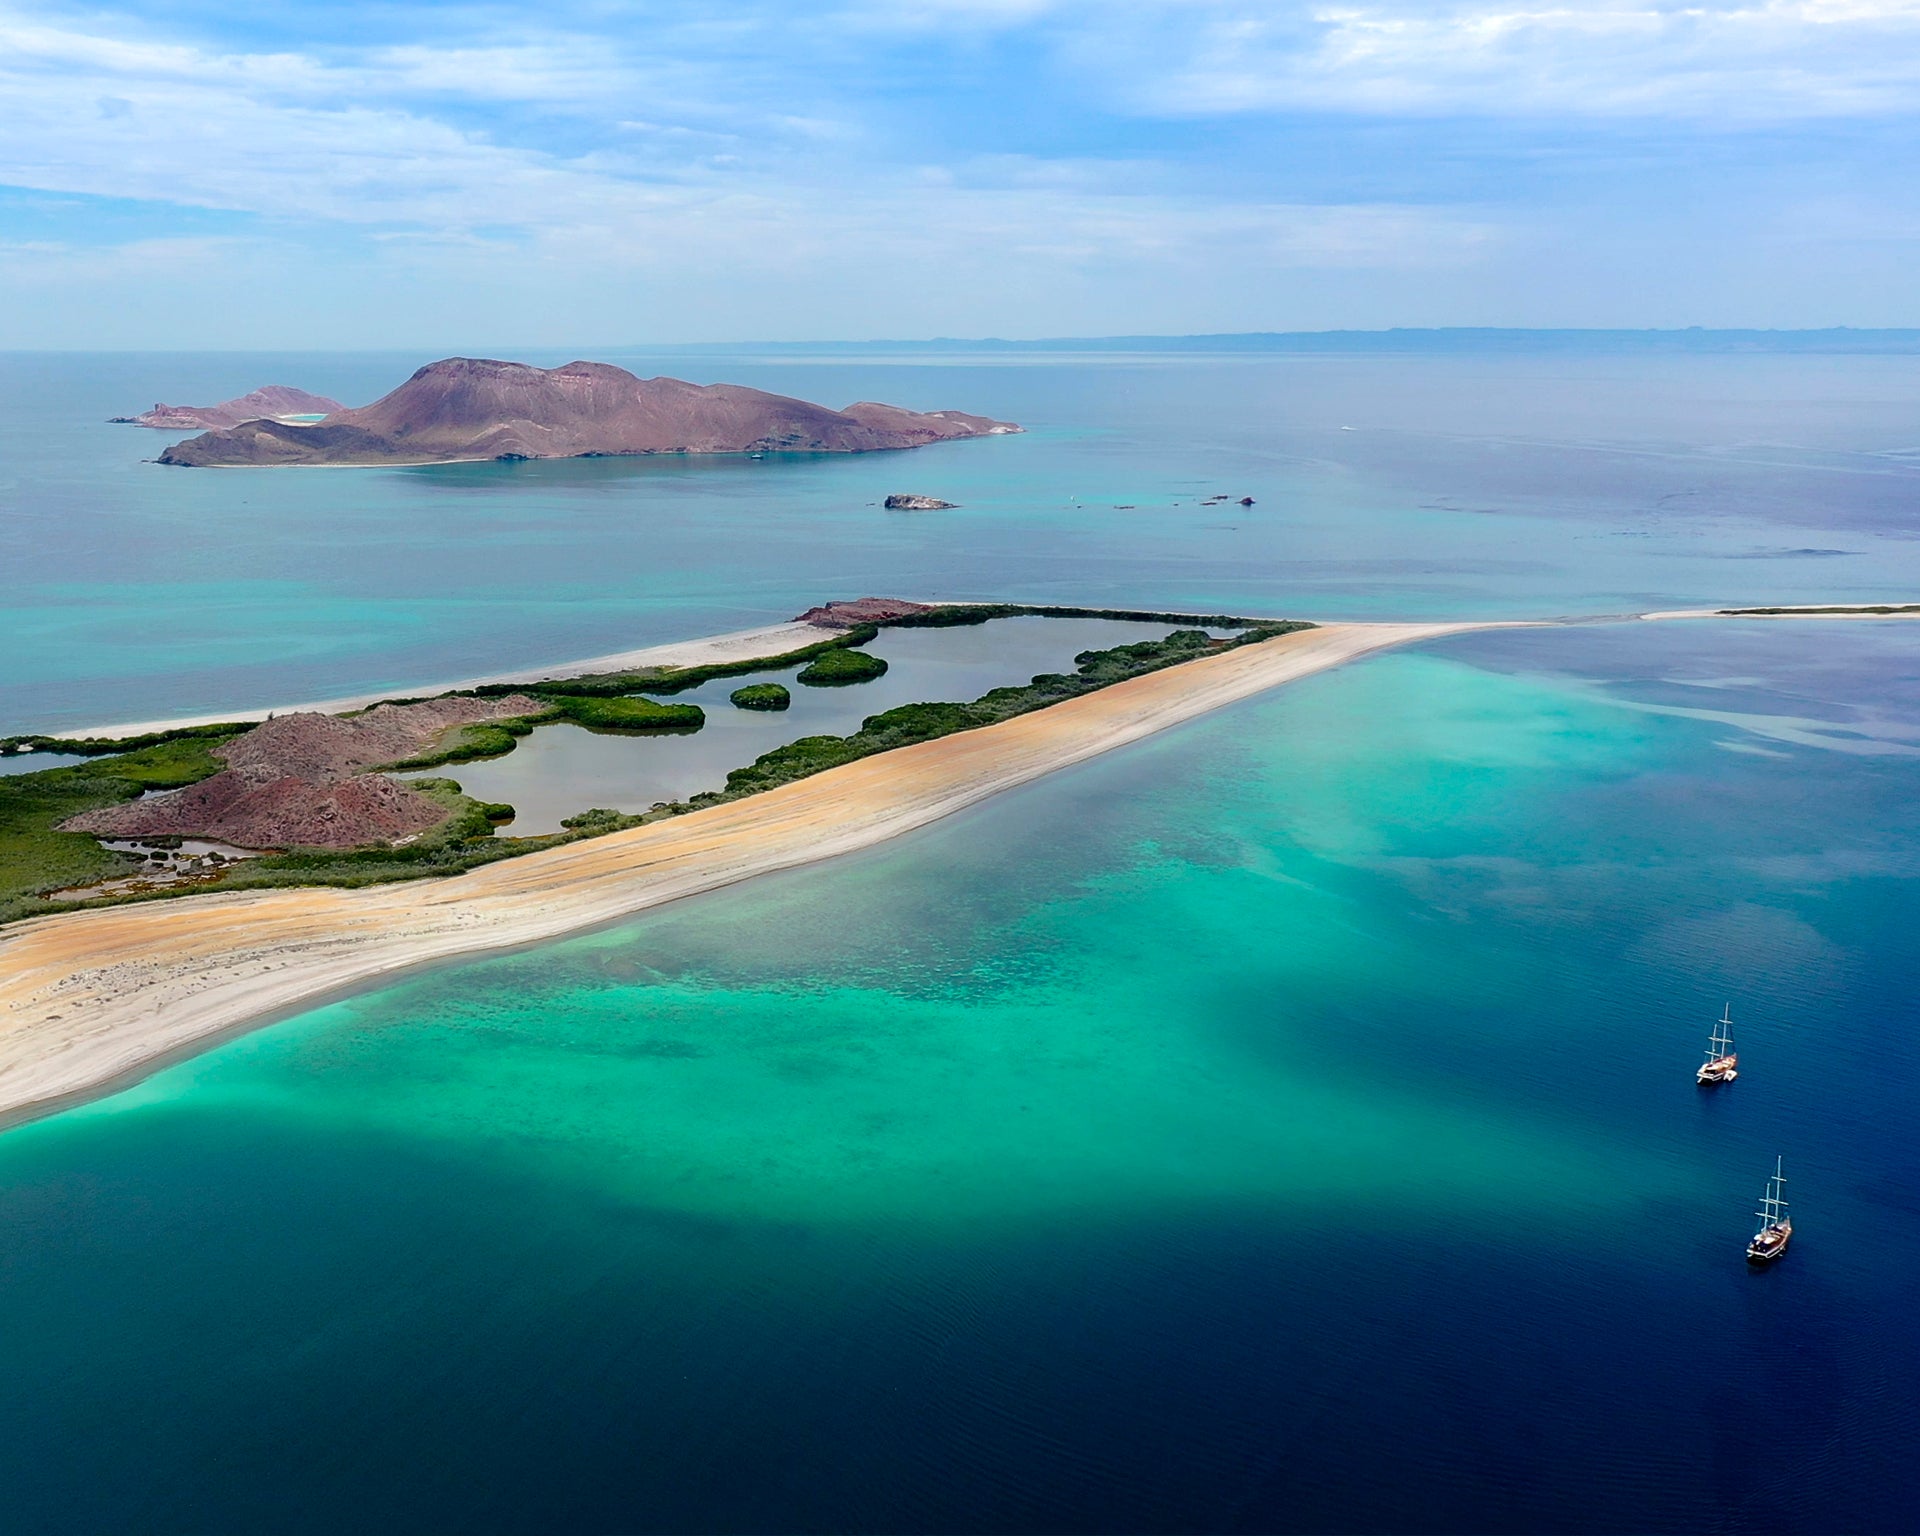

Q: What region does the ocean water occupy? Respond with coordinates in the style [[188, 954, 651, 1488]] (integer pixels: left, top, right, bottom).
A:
[[3, 352, 1920, 1532], [3, 620, 1919, 1532], [5, 348, 1920, 734]]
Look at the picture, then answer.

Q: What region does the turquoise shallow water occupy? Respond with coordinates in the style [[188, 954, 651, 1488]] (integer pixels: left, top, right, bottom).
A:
[[3, 618, 1918, 1532]]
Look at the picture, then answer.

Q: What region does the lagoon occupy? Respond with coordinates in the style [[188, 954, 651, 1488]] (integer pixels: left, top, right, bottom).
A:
[[404, 615, 1208, 833]]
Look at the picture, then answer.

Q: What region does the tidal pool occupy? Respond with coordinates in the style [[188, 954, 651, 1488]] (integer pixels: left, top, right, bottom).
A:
[[404, 615, 1210, 834]]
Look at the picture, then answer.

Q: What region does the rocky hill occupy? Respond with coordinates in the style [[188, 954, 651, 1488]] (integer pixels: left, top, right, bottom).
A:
[[113, 385, 346, 430], [158, 357, 1019, 466], [62, 695, 543, 849]]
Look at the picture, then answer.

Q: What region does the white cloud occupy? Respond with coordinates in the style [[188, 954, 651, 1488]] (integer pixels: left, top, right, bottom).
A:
[[1117, 0, 1920, 119]]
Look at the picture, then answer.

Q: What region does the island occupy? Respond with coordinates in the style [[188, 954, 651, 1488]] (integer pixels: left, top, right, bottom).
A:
[[885, 494, 957, 510], [111, 386, 346, 430], [157, 357, 1020, 467]]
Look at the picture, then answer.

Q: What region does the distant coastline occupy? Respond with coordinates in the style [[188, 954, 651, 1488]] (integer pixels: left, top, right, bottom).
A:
[[640, 327, 1920, 357]]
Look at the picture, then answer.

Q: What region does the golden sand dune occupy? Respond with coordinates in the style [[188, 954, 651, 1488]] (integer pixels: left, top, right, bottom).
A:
[[0, 622, 1489, 1121]]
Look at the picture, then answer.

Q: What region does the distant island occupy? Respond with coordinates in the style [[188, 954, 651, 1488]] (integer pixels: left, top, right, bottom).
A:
[[157, 357, 1020, 467], [111, 385, 346, 430]]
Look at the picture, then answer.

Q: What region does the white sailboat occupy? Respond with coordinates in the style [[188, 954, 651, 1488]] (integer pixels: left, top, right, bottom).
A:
[[1697, 1004, 1739, 1086], [1746, 1156, 1792, 1265]]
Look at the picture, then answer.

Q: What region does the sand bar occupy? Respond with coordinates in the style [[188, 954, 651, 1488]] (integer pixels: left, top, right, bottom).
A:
[[60, 620, 828, 741], [0, 621, 1494, 1122], [1641, 603, 1920, 622]]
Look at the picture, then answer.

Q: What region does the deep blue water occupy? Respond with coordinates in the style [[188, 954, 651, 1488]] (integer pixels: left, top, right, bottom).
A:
[[2, 353, 1919, 1533]]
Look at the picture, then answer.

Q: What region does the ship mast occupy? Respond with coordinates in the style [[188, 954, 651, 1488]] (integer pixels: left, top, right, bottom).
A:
[[1755, 1155, 1787, 1234], [1709, 1004, 1734, 1063]]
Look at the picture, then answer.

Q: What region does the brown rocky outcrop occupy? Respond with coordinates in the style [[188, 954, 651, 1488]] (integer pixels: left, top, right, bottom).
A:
[[794, 598, 935, 628], [158, 358, 1020, 467], [62, 694, 545, 849], [884, 494, 957, 510], [113, 386, 345, 430]]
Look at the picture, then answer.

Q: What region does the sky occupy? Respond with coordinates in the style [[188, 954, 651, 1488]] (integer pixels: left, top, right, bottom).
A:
[[2, 0, 1918, 346]]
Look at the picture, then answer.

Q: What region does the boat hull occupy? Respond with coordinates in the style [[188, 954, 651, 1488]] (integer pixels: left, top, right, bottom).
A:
[[1746, 1224, 1791, 1265]]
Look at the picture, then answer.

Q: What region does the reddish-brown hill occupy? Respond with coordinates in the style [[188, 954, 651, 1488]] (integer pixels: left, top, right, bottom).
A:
[[159, 357, 1019, 466], [114, 386, 346, 431], [62, 695, 544, 849]]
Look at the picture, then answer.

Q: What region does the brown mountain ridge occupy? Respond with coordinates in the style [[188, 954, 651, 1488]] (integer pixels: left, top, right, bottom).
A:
[[158, 357, 1019, 466], [113, 385, 346, 431]]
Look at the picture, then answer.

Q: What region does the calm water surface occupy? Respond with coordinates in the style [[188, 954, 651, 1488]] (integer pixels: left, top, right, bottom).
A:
[[406, 616, 1208, 832], [5, 349, 1920, 733], [2, 353, 1918, 1532]]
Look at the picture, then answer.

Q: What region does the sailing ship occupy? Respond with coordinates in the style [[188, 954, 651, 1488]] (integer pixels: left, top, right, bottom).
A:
[[1746, 1156, 1792, 1265], [1697, 1004, 1739, 1085]]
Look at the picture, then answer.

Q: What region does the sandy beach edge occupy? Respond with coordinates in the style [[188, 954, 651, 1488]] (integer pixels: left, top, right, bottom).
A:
[[0, 621, 1496, 1124], [50, 600, 1916, 742], [57, 619, 831, 741]]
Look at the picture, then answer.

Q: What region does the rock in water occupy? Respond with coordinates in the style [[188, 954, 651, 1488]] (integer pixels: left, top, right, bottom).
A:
[[884, 494, 958, 510], [158, 357, 1020, 467]]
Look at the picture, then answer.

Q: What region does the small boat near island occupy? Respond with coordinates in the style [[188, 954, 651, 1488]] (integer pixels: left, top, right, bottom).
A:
[[1746, 1156, 1792, 1265], [1697, 1003, 1739, 1085]]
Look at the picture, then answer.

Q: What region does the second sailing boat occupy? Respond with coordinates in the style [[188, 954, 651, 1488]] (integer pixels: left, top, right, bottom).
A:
[[1697, 1004, 1738, 1086], [1746, 1156, 1792, 1265]]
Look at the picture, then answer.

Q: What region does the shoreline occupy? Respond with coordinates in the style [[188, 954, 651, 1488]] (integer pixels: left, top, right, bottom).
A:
[[0, 621, 1492, 1124], [58, 619, 829, 741], [44, 602, 1262, 742], [1639, 604, 1920, 622], [49, 599, 1918, 744]]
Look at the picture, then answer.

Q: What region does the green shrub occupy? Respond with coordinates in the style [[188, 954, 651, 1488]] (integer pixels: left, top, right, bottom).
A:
[[551, 696, 705, 732], [0, 734, 237, 920], [560, 807, 636, 833], [730, 683, 792, 711], [382, 717, 547, 771], [796, 646, 888, 686], [507, 625, 883, 699]]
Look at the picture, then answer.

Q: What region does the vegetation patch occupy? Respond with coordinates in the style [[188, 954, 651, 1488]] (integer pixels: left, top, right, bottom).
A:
[[492, 624, 882, 700], [1, 720, 254, 759], [725, 625, 1302, 797], [0, 733, 241, 923], [547, 696, 705, 732], [883, 602, 1258, 631], [381, 714, 553, 771], [1719, 604, 1920, 616], [796, 646, 888, 686], [730, 684, 792, 711]]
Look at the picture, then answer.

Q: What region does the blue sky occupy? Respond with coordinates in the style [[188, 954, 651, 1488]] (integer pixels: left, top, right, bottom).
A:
[[2, 0, 1917, 345]]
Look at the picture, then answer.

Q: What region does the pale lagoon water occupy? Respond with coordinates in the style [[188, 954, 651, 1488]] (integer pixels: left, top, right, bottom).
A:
[[403, 616, 1217, 833], [2, 351, 1920, 1532]]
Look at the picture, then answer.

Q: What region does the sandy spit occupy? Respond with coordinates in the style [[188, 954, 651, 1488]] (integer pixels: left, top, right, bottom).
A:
[[0, 622, 1499, 1122], [62, 621, 828, 741], [1640, 604, 1920, 622]]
